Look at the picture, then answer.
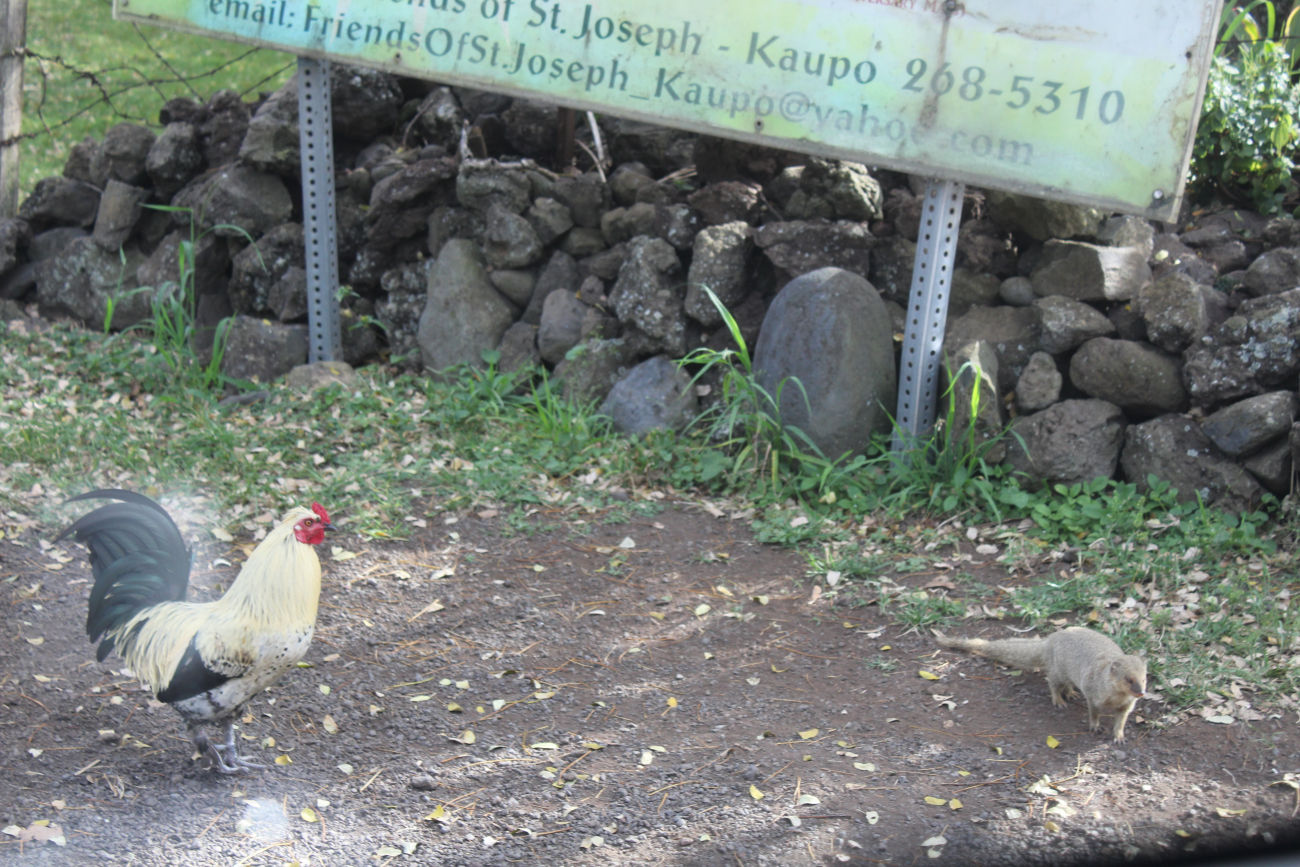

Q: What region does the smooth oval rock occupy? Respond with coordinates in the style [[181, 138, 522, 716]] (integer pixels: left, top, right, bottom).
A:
[[752, 267, 896, 459]]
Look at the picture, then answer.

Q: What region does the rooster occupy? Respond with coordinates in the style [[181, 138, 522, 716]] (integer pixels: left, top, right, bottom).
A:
[[57, 489, 330, 773]]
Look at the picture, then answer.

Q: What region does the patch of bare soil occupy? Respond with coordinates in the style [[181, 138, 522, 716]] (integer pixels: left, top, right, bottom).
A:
[[2, 504, 1298, 866]]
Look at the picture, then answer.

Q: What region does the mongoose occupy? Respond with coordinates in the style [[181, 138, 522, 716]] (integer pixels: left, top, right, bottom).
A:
[[934, 626, 1146, 742]]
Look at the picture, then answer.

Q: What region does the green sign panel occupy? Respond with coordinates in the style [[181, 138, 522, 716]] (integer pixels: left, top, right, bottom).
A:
[[115, 0, 1219, 219]]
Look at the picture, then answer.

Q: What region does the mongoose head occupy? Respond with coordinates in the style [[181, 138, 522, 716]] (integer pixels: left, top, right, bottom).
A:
[[1114, 658, 1147, 698]]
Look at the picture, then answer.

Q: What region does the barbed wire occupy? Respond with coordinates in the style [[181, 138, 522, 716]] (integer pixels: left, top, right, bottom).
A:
[[1, 34, 292, 149]]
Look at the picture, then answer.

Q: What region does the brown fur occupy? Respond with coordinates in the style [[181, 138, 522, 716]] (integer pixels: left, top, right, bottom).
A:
[[934, 626, 1146, 742]]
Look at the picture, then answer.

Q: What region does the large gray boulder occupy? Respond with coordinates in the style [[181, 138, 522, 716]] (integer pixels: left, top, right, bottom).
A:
[[1120, 415, 1265, 512], [943, 305, 1042, 392], [137, 229, 229, 301], [1200, 391, 1298, 457], [948, 271, 1002, 318], [1032, 295, 1115, 354], [526, 198, 574, 247], [483, 204, 544, 269], [867, 235, 916, 303], [608, 236, 686, 356], [411, 86, 465, 146], [1241, 247, 1300, 297], [1069, 338, 1186, 417], [752, 267, 896, 459], [688, 181, 764, 226], [91, 180, 147, 251], [18, 177, 101, 229], [523, 250, 580, 325], [1243, 439, 1292, 495], [685, 221, 754, 328], [537, 289, 590, 365], [228, 223, 305, 318], [1030, 240, 1151, 301], [754, 220, 873, 280], [1138, 271, 1215, 354], [1097, 214, 1156, 258], [93, 123, 156, 187], [1015, 351, 1063, 413], [456, 165, 532, 214], [601, 202, 659, 246], [552, 172, 610, 229], [364, 158, 457, 249], [417, 239, 516, 371], [220, 315, 308, 384], [782, 158, 883, 222], [554, 337, 636, 404], [147, 122, 204, 198], [238, 78, 300, 176], [1183, 288, 1300, 407], [34, 236, 148, 329], [496, 322, 541, 374], [1004, 399, 1126, 489], [986, 191, 1105, 241], [599, 355, 698, 435], [172, 165, 293, 238], [329, 65, 403, 141]]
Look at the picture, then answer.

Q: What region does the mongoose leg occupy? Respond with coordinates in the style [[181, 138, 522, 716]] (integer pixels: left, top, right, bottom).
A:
[[1111, 702, 1134, 742], [1047, 677, 1070, 708], [1086, 701, 1102, 732]]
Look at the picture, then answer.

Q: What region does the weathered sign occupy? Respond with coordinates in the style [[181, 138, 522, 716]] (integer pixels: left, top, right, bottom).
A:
[[115, 0, 1219, 219]]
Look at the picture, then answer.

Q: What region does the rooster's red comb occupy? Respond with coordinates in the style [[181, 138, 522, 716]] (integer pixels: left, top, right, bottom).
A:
[[311, 503, 330, 524]]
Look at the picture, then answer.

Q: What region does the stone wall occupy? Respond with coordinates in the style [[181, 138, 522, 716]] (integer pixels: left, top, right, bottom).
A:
[[1, 65, 1298, 512]]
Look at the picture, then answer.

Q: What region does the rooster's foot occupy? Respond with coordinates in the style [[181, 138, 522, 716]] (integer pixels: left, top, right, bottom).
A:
[[208, 743, 267, 774], [193, 723, 267, 774]]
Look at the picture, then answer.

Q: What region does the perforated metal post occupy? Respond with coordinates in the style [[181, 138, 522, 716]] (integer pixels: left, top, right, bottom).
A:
[[891, 178, 965, 452], [296, 57, 342, 363]]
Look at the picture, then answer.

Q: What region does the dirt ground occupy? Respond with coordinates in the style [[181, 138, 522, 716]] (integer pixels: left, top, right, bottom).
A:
[[2, 500, 1299, 866]]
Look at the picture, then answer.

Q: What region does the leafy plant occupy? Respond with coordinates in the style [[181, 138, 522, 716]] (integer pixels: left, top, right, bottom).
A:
[[1193, 3, 1300, 212], [1216, 1, 1300, 70], [338, 284, 391, 337]]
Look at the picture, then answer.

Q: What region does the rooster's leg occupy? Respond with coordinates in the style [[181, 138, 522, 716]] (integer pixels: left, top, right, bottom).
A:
[[212, 719, 267, 772], [190, 723, 241, 774], [187, 721, 235, 773]]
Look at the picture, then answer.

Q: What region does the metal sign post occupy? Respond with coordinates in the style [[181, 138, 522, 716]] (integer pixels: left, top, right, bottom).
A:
[[892, 178, 965, 451], [296, 56, 342, 363]]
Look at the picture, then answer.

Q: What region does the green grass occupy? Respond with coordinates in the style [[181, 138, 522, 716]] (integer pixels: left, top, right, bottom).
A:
[[0, 323, 624, 538], [2, 321, 1298, 717], [18, 0, 293, 199]]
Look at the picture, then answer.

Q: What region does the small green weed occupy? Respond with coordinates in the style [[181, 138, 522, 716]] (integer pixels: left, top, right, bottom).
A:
[[855, 357, 1020, 520], [679, 287, 834, 500], [108, 206, 259, 396], [863, 656, 898, 673], [888, 590, 967, 628]]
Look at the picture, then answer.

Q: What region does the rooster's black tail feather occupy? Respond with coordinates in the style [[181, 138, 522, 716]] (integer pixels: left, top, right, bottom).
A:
[[57, 490, 192, 658]]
